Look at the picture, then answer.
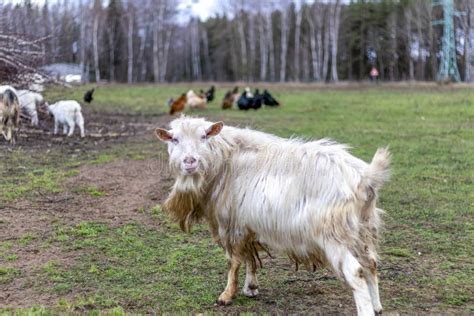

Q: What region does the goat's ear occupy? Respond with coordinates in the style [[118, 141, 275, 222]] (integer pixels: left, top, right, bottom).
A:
[[155, 128, 173, 142], [206, 121, 224, 137]]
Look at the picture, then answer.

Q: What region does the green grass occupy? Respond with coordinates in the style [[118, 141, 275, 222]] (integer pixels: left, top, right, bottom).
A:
[[86, 186, 106, 198], [1, 83, 473, 313]]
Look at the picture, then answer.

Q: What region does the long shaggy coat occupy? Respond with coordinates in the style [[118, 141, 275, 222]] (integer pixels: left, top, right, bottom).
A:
[[156, 116, 390, 315]]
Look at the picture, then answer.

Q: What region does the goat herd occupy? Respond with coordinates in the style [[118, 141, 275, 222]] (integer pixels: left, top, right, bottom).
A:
[[167, 86, 280, 115], [0, 84, 280, 145], [0, 85, 87, 144]]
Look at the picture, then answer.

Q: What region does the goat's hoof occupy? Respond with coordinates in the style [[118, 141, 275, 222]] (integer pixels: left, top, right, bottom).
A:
[[242, 286, 259, 298], [216, 298, 232, 306], [217, 292, 234, 306]]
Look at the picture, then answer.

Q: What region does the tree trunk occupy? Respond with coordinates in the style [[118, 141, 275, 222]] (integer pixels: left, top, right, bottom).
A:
[[316, 10, 323, 80], [388, 11, 397, 81], [248, 15, 256, 81], [330, 1, 341, 82], [152, 21, 159, 82], [79, 0, 87, 83], [415, 4, 424, 80], [259, 14, 267, 81], [237, 11, 248, 80], [127, 7, 134, 84], [190, 19, 201, 80], [201, 26, 211, 80], [405, 8, 414, 81], [322, 13, 330, 82], [280, 8, 289, 82], [294, 6, 302, 81], [138, 27, 147, 82], [93, 13, 101, 83], [108, 29, 115, 82], [267, 13, 276, 81], [307, 9, 320, 81], [302, 36, 310, 81], [161, 27, 172, 82], [227, 21, 238, 81], [464, 1, 474, 82]]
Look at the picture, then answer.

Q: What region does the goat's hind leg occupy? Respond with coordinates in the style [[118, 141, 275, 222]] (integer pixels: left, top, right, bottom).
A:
[[326, 244, 373, 316], [242, 260, 259, 298], [67, 119, 75, 137], [217, 256, 241, 305], [364, 257, 382, 314]]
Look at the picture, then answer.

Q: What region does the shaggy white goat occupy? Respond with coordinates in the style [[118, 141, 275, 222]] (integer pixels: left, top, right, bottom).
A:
[[17, 90, 44, 126], [186, 90, 206, 109], [155, 116, 390, 316], [47, 100, 85, 137], [0, 85, 20, 144]]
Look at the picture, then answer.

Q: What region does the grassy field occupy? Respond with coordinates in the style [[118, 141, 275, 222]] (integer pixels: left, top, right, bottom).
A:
[[0, 83, 473, 314]]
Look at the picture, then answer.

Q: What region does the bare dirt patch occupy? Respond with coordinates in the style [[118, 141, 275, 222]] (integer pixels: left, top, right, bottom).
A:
[[9, 107, 166, 150], [63, 158, 170, 225], [1, 107, 174, 308], [0, 158, 171, 308]]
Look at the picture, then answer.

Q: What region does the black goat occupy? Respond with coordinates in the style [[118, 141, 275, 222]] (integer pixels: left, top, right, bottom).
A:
[[84, 88, 95, 103]]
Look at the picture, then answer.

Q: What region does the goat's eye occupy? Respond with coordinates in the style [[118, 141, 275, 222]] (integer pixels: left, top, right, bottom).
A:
[[201, 135, 207, 141], [172, 138, 179, 144]]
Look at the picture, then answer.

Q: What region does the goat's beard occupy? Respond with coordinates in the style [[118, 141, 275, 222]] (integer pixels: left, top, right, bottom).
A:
[[164, 159, 211, 233]]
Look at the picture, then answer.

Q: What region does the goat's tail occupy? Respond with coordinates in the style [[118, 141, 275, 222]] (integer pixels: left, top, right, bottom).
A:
[[363, 147, 391, 193]]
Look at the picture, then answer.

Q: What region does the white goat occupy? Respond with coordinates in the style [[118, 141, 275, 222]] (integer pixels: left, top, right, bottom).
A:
[[47, 100, 85, 138], [155, 116, 390, 315], [186, 90, 206, 110], [17, 90, 44, 126]]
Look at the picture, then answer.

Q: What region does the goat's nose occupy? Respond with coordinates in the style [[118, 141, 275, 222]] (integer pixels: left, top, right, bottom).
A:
[[183, 156, 197, 165]]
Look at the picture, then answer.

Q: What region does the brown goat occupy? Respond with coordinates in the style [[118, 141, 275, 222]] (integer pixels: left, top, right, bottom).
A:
[[169, 93, 187, 115]]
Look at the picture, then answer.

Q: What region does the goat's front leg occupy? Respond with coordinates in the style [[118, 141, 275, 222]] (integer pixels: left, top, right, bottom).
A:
[[242, 260, 259, 297], [217, 257, 241, 305], [53, 119, 58, 135]]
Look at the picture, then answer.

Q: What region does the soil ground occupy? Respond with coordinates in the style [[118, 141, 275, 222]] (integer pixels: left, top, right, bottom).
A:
[[1, 84, 472, 314]]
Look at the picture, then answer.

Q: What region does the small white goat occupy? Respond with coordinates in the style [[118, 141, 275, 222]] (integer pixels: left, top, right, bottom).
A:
[[17, 90, 44, 126], [47, 100, 85, 138]]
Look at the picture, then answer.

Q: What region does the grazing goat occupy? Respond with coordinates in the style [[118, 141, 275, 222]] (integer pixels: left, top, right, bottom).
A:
[[155, 117, 390, 315], [186, 90, 206, 110], [17, 90, 44, 126], [47, 100, 85, 138], [205, 86, 215, 102], [84, 88, 95, 103], [169, 94, 187, 115], [222, 87, 239, 109], [0, 86, 20, 144]]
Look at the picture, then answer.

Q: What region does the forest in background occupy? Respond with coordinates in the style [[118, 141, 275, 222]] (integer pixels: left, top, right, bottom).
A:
[[1, 0, 474, 83]]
